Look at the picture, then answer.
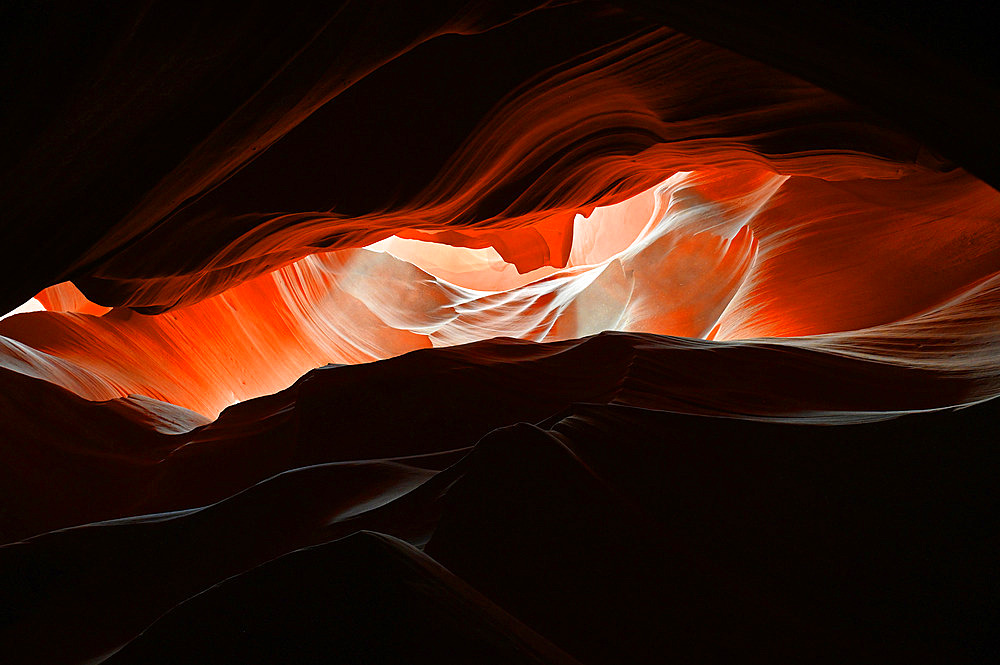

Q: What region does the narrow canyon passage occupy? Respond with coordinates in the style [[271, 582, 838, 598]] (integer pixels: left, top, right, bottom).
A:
[[1, 2, 998, 664]]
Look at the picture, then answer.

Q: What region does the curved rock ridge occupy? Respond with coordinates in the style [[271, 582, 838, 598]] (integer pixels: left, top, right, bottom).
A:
[[1, 359, 996, 663], [3, 162, 997, 418], [1, 2, 947, 315], [3, 306, 1000, 547]]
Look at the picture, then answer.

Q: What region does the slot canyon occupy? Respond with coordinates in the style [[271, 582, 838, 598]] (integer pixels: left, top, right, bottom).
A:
[[1, 2, 998, 663]]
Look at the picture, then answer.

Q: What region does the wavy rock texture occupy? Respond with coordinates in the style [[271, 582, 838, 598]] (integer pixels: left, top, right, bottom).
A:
[[1, 2, 999, 664]]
